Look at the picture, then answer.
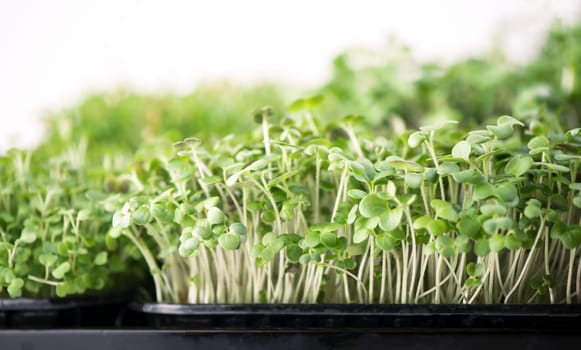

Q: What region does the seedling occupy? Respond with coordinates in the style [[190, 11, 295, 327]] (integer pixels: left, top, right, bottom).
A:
[[113, 109, 581, 304]]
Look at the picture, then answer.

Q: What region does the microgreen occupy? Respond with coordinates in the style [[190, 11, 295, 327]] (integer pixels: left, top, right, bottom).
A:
[[112, 109, 581, 305], [0, 147, 144, 298]]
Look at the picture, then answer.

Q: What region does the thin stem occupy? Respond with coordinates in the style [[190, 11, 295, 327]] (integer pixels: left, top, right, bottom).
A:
[[369, 235, 375, 303], [567, 248, 576, 304], [505, 219, 546, 303]]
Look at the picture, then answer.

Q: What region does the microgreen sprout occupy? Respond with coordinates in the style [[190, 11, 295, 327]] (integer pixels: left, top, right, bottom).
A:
[[114, 110, 581, 304], [0, 146, 143, 298]]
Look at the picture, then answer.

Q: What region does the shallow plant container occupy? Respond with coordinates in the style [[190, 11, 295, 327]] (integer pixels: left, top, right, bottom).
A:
[[0, 298, 81, 328], [0, 304, 580, 349], [123, 303, 581, 330], [0, 295, 129, 328]]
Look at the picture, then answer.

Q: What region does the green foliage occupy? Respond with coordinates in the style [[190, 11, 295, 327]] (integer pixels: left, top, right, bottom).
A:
[[0, 148, 144, 298], [110, 100, 581, 305], [5, 21, 581, 306]]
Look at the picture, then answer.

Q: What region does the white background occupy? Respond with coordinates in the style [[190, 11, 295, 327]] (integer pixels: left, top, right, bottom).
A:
[[0, 0, 580, 151]]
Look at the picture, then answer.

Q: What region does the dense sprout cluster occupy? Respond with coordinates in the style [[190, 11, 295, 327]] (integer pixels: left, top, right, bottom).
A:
[[0, 145, 144, 298], [39, 83, 286, 160], [320, 22, 581, 131], [112, 111, 581, 304]]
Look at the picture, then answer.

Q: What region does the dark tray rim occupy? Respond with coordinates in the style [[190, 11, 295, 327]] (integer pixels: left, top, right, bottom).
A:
[[132, 302, 581, 316], [0, 295, 131, 311]]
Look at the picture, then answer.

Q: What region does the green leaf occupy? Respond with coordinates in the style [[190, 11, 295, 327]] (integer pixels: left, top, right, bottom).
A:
[[76, 209, 91, 221], [550, 222, 566, 240], [299, 253, 311, 265], [480, 204, 507, 216], [353, 226, 370, 244], [309, 222, 343, 233], [149, 203, 173, 223], [19, 227, 37, 244], [497, 115, 524, 126], [260, 246, 277, 262], [174, 206, 186, 226], [386, 157, 424, 172], [436, 235, 454, 249], [376, 233, 396, 251], [452, 141, 471, 161], [52, 262, 71, 279], [527, 136, 550, 151], [408, 131, 427, 148], [218, 233, 241, 250], [405, 173, 423, 189], [495, 183, 518, 206], [474, 239, 490, 257], [193, 222, 213, 240], [464, 277, 482, 288], [229, 223, 247, 236], [286, 244, 303, 263], [359, 194, 387, 218], [400, 194, 417, 207], [536, 162, 570, 173], [347, 189, 367, 199], [413, 216, 432, 230], [505, 155, 533, 177], [262, 232, 278, 246], [39, 254, 58, 267], [455, 235, 471, 253], [94, 252, 108, 265], [350, 160, 377, 184], [305, 232, 320, 248], [55, 282, 71, 297], [132, 206, 151, 225], [487, 124, 514, 140], [556, 227, 581, 249], [426, 219, 448, 236], [456, 217, 480, 238], [489, 234, 505, 252], [451, 169, 485, 184], [167, 158, 194, 180], [437, 162, 460, 175], [225, 172, 242, 187], [7, 278, 24, 297], [483, 217, 513, 234], [524, 204, 542, 219], [390, 228, 406, 241], [347, 205, 358, 225], [320, 232, 337, 248], [109, 226, 123, 239], [378, 208, 403, 232], [467, 262, 483, 277], [386, 181, 397, 197], [245, 159, 267, 172], [207, 207, 226, 225], [423, 241, 437, 255], [1, 269, 15, 284], [473, 182, 495, 201], [505, 234, 521, 250], [261, 210, 276, 223], [431, 199, 458, 222]]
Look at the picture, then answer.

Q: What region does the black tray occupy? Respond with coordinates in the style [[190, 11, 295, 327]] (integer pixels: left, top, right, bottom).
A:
[[0, 296, 128, 328], [0, 298, 81, 328], [0, 329, 579, 350], [124, 303, 581, 330]]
